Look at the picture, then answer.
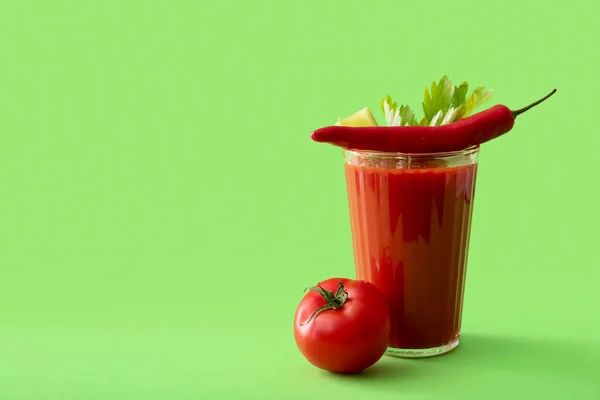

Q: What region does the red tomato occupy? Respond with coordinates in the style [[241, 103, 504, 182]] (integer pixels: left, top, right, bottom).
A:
[[293, 277, 390, 374]]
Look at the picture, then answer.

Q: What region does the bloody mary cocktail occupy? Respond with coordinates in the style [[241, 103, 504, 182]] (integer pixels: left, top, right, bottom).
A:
[[344, 147, 479, 357]]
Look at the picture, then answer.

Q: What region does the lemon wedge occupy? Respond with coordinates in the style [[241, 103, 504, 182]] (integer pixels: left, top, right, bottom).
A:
[[335, 107, 378, 127]]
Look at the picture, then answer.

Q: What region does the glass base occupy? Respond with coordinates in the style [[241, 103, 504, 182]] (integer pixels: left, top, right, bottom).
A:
[[385, 335, 460, 358]]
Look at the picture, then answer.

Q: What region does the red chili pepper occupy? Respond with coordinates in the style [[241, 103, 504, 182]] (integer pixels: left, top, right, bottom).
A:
[[310, 89, 557, 154]]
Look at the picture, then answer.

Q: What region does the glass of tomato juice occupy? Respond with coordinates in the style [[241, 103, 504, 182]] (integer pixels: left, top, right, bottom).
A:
[[343, 146, 479, 357]]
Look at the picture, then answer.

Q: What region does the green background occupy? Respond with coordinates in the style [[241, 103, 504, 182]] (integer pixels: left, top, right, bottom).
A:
[[1, 0, 598, 398]]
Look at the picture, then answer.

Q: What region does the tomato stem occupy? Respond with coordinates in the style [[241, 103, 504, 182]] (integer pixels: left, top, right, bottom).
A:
[[511, 89, 557, 118], [300, 281, 349, 326]]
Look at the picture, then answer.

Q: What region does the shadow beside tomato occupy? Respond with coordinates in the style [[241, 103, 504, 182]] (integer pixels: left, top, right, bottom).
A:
[[327, 359, 418, 380], [324, 333, 600, 397]]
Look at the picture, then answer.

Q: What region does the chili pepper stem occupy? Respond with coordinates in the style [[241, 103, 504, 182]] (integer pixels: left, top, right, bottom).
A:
[[511, 89, 557, 118]]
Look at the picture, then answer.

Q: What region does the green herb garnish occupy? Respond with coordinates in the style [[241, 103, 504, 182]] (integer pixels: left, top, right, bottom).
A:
[[381, 75, 494, 127]]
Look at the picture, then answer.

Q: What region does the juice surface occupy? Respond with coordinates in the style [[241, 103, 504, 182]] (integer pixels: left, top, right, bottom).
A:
[[345, 161, 477, 349]]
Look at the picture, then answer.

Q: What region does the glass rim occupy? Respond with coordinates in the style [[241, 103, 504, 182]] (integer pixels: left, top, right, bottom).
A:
[[344, 145, 480, 159]]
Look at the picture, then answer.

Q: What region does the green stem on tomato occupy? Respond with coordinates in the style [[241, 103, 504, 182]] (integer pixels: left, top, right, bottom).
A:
[[301, 281, 349, 326]]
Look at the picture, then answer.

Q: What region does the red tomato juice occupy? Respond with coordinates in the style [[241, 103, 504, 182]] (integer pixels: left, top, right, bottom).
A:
[[344, 151, 478, 351]]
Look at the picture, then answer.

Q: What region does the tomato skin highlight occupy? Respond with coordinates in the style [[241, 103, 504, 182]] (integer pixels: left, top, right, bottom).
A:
[[293, 278, 391, 374]]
